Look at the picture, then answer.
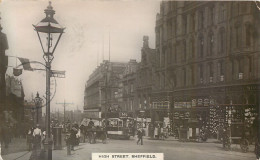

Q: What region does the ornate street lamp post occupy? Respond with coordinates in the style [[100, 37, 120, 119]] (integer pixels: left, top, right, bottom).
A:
[[33, 92, 43, 124], [33, 2, 65, 160]]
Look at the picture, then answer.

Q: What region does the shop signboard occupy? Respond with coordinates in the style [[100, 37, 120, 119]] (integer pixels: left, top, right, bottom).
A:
[[153, 101, 170, 109], [84, 110, 101, 119], [119, 112, 128, 118], [174, 101, 193, 108]]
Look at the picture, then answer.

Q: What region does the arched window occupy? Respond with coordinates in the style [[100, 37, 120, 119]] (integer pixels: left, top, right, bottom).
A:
[[190, 38, 195, 59], [234, 24, 242, 48], [167, 22, 172, 38], [218, 61, 224, 81], [199, 10, 204, 29], [183, 40, 186, 61], [183, 68, 186, 86], [231, 60, 235, 79], [173, 45, 177, 63], [238, 58, 244, 79], [199, 64, 203, 83], [208, 63, 214, 83], [219, 28, 225, 53], [208, 5, 215, 25], [245, 23, 252, 47], [199, 36, 204, 58], [173, 73, 177, 87], [183, 15, 187, 34], [190, 66, 195, 85], [167, 46, 172, 64], [190, 13, 195, 31], [208, 32, 214, 56], [161, 49, 166, 67], [219, 3, 226, 22]]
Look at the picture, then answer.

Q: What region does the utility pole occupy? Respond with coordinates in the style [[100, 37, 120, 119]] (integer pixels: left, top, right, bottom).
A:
[[56, 100, 73, 123], [105, 32, 111, 127]]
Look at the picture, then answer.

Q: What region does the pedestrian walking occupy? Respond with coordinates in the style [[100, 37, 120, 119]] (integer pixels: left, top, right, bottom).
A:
[[29, 124, 42, 160], [27, 127, 34, 151], [70, 124, 78, 151], [137, 129, 143, 145]]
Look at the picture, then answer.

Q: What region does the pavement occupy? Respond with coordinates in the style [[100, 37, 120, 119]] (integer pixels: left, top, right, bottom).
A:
[[1, 138, 28, 155], [2, 136, 257, 160]]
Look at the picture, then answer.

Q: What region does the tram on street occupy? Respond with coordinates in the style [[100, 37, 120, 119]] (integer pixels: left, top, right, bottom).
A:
[[105, 112, 135, 139]]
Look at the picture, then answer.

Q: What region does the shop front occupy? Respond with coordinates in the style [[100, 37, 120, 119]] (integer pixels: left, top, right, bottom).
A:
[[172, 98, 212, 141], [149, 101, 171, 138]]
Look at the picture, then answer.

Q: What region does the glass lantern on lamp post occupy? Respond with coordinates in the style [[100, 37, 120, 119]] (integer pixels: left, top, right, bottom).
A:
[[33, 2, 65, 160], [33, 92, 43, 124]]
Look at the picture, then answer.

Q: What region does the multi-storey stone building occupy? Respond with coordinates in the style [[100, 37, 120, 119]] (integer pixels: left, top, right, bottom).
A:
[[154, 1, 260, 139], [136, 36, 156, 111], [120, 59, 138, 113], [84, 61, 128, 119]]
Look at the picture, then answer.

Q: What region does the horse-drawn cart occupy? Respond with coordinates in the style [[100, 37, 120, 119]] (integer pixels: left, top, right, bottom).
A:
[[86, 126, 107, 144]]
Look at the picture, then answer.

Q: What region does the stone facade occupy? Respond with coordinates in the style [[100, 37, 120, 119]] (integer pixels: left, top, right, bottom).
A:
[[119, 59, 138, 113], [154, 1, 260, 138], [84, 61, 128, 117]]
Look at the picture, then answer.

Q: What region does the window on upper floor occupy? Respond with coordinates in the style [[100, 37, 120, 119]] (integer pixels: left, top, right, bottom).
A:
[[183, 15, 187, 34], [219, 3, 226, 22], [199, 10, 204, 29], [219, 61, 224, 75], [199, 64, 203, 83], [208, 33, 214, 56], [208, 5, 215, 25], [167, 47, 172, 64], [238, 58, 244, 75], [235, 25, 242, 48], [130, 84, 134, 93], [191, 66, 195, 85], [183, 40, 186, 61], [199, 37, 204, 58], [161, 50, 165, 67], [209, 63, 214, 83], [218, 61, 224, 81], [174, 45, 177, 63], [190, 39, 195, 59], [190, 13, 195, 32], [249, 57, 252, 74], [173, 18, 177, 36], [167, 22, 172, 38], [172, 73, 177, 87], [245, 24, 252, 47], [219, 29, 225, 54], [183, 68, 186, 86], [232, 2, 239, 17], [231, 60, 235, 78]]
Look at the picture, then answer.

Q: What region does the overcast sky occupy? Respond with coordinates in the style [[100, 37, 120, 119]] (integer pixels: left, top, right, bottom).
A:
[[0, 0, 160, 112]]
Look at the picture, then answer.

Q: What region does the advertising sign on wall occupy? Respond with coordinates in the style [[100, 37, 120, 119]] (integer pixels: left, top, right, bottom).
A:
[[84, 109, 101, 119]]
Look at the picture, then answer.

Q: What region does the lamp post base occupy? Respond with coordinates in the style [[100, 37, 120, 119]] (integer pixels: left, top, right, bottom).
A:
[[43, 138, 53, 160]]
